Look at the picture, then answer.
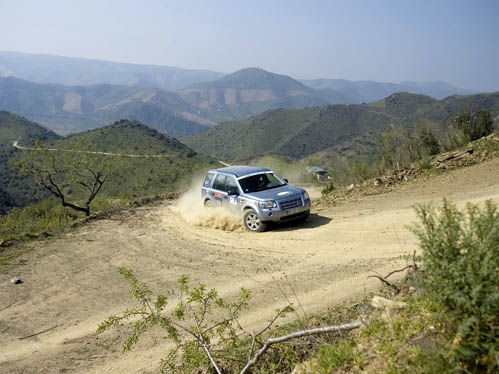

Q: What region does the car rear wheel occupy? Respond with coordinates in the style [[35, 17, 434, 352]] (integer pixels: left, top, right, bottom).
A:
[[243, 210, 267, 232]]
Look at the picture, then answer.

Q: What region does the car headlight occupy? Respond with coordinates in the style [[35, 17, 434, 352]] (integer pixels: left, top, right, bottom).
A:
[[303, 192, 309, 200], [260, 200, 277, 209]]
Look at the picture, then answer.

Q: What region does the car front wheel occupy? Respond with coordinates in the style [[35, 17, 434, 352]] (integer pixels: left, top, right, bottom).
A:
[[204, 199, 215, 208], [243, 209, 267, 232]]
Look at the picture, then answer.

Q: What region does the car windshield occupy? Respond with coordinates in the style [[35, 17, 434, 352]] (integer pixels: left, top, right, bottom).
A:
[[238, 173, 286, 193]]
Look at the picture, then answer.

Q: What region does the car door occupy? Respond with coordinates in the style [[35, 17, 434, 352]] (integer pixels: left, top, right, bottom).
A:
[[211, 173, 228, 206], [225, 176, 241, 212]]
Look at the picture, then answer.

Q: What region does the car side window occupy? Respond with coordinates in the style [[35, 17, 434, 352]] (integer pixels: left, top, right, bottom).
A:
[[226, 177, 239, 195], [203, 173, 215, 188], [213, 174, 227, 192]]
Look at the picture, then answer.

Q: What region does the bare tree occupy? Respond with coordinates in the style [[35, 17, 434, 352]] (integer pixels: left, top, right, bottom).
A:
[[17, 137, 119, 216]]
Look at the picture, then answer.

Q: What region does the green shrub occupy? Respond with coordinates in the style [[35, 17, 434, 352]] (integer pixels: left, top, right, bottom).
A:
[[0, 197, 127, 242], [321, 182, 335, 196], [454, 108, 494, 142], [412, 200, 499, 373], [0, 199, 79, 241]]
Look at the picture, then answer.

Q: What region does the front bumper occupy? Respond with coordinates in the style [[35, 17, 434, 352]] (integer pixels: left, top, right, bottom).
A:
[[258, 198, 311, 222]]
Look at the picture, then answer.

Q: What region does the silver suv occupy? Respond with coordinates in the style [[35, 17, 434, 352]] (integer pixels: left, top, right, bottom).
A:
[[201, 166, 311, 232]]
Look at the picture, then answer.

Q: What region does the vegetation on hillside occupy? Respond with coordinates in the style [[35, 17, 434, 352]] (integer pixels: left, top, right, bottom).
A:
[[185, 92, 499, 165], [185, 103, 403, 161], [318, 116, 497, 194], [0, 118, 219, 244], [55, 120, 217, 197], [0, 111, 59, 213], [6, 118, 217, 205]]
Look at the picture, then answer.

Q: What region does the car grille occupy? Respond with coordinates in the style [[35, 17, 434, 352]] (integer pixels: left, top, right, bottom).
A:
[[278, 196, 303, 210]]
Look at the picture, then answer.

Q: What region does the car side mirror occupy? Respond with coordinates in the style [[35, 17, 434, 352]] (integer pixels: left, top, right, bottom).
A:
[[284, 178, 288, 183]]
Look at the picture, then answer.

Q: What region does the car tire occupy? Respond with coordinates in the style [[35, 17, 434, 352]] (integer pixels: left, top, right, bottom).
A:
[[243, 209, 267, 232], [204, 199, 215, 208]]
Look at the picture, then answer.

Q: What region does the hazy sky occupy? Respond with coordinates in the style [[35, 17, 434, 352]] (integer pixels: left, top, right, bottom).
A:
[[1, 0, 498, 91]]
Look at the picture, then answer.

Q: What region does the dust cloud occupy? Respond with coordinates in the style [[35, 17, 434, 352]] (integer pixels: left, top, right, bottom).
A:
[[171, 179, 244, 231]]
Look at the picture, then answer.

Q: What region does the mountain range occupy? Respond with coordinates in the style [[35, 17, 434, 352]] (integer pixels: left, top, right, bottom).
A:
[[0, 76, 212, 137], [0, 51, 224, 91], [301, 79, 473, 103], [0, 51, 478, 137]]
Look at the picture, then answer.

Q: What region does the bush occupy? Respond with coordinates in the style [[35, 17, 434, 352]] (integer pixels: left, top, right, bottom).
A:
[[412, 200, 499, 373], [0, 199, 78, 241], [375, 123, 441, 173], [321, 182, 335, 196], [447, 108, 495, 145], [0, 197, 127, 243]]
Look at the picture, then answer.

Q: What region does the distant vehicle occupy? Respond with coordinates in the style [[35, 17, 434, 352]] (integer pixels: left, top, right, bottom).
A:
[[305, 166, 330, 182], [201, 166, 311, 232]]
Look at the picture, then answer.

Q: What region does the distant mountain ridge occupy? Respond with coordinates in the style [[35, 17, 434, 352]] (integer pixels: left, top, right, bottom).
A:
[[177, 67, 329, 122], [0, 51, 224, 91], [0, 76, 212, 137], [0, 51, 481, 133], [300, 78, 473, 103]]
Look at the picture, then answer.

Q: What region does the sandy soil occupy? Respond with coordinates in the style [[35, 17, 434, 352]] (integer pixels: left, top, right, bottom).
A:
[[1, 158, 499, 373]]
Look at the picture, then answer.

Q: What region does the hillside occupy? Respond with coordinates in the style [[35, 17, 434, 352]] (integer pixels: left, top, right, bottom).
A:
[[177, 68, 329, 122], [0, 115, 218, 213], [0, 77, 212, 137], [0, 51, 224, 91], [404, 91, 499, 124], [301, 78, 473, 103], [0, 111, 59, 213], [43, 120, 219, 198], [185, 92, 499, 162]]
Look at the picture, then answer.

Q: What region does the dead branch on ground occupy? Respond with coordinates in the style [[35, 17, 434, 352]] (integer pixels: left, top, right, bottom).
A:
[[368, 251, 419, 294]]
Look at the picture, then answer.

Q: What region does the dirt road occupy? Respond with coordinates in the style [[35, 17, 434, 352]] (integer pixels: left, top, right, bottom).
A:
[[1, 158, 499, 373]]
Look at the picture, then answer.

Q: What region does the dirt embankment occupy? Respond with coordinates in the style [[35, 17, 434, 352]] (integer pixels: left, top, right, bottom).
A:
[[1, 157, 499, 373]]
